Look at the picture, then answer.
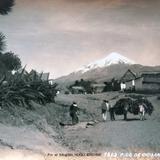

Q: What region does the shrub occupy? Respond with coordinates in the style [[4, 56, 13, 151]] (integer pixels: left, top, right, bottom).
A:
[[0, 69, 57, 109]]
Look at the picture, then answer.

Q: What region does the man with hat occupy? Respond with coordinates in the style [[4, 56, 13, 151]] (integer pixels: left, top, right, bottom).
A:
[[101, 100, 110, 121], [109, 102, 115, 121], [69, 102, 79, 125]]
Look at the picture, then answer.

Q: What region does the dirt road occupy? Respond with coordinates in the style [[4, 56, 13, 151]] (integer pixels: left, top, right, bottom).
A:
[[62, 119, 160, 152], [0, 92, 159, 159], [56, 93, 160, 153]]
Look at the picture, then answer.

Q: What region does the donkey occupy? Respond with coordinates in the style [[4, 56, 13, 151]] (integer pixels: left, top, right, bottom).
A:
[[114, 98, 132, 121]]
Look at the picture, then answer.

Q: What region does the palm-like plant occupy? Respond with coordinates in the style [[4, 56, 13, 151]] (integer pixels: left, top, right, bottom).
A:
[[0, 33, 6, 52], [0, 0, 14, 51], [0, 0, 14, 15]]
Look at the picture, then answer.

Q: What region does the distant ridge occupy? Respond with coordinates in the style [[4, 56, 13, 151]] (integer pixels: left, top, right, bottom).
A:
[[54, 52, 160, 90]]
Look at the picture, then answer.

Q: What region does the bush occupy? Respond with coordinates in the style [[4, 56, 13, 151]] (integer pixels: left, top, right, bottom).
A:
[[69, 79, 93, 94], [65, 91, 70, 95], [0, 69, 57, 109]]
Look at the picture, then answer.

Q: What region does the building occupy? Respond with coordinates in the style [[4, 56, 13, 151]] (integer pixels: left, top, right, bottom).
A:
[[39, 72, 50, 81], [120, 69, 137, 91], [29, 70, 50, 81], [134, 72, 160, 92], [122, 70, 160, 92], [121, 69, 137, 82], [49, 79, 55, 85]]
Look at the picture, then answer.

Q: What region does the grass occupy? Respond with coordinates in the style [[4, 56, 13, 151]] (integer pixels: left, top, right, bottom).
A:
[[0, 91, 159, 156], [55, 92, 160, 154]]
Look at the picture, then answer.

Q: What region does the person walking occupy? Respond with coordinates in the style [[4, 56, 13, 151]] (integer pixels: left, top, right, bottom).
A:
[[139, 103, 146, 121], [123, 102, 129, 121], [69, 102, 79, 125], [101, 100, 110, 121], [109, 102, 115, 121]]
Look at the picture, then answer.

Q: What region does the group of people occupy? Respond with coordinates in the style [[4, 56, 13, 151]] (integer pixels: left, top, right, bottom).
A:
[[69, 100, 115, 125], [100, 100, 147, 122], [69, 99, 146, 125]]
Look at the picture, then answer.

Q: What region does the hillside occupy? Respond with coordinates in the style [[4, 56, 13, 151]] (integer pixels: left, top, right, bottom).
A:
[[55, 93, 160, 153], [54, 64, 160, 90], [1, 92, 160, 159], [77, 52, 135, 73]]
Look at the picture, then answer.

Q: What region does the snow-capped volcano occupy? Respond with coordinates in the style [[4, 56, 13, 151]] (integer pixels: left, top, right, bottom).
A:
[[77, 52, 135, 73]]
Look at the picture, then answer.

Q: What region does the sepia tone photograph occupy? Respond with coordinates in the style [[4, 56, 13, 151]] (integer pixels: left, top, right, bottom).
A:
[[0, 0, 160, 159]]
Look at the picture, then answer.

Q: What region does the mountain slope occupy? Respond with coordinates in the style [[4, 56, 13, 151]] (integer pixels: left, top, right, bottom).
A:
[[77, 52, 135, 73], [54, 53, 160, 89]]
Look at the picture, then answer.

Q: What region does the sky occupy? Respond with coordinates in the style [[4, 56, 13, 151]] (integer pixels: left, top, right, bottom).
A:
[[0, 0, 160, 78]]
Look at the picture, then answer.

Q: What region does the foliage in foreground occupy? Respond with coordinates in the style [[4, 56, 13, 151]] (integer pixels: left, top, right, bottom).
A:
[[0, 69, 57, 109], [0, 0, 14, 15]]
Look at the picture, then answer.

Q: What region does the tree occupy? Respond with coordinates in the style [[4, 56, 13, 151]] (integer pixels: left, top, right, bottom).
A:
[[69, 79, 93, 94], [0, 52, 21, 71], [0, 0, 19, 73], [0, 0, 14, 15], [0, 33, 6, 52], [0, 0, 15, 52]]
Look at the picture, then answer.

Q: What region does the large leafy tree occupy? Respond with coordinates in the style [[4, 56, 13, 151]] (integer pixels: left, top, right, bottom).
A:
[[0, 52, 21, 71], [0, 0, 20, 74], [0, 33, 5, 52], [0, 0, 15, 52], [0, 0, 14, 15]]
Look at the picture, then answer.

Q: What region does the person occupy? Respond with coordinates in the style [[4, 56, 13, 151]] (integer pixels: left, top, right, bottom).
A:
[[69, 102, 79, 125], [109, 102, 115, 121], [120, 82, 126, 92], [139, 103, 146, 121], [123, 102, 129, 120], [101, 100, 110, 121]]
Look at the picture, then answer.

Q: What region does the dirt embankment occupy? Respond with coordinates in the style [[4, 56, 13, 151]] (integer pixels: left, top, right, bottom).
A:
[[0, 102, 69, 156]]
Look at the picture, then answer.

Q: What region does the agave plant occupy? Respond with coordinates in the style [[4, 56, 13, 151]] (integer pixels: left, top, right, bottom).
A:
[[0, 67, 57, 109]]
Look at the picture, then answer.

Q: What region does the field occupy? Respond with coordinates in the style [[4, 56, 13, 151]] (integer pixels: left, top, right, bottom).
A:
[[55, 92, 160, 153], [0, 92, 160, 159]]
